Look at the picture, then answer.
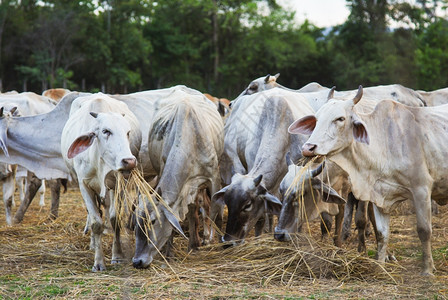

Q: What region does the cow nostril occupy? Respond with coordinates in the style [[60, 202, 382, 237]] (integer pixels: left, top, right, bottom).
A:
[[122, 158, 136, 170], [132, 258, 143, 269], [302, 143, 317, 157]]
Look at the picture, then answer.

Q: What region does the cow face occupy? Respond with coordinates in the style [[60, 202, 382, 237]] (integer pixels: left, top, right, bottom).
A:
[[132, 194, 186, 269], [241, 73, 280, 96], [67, 112, 137, 175], [288, 86, 369, 157], [212, 173, 282, 245], [274, 162, 345, 242], [0, 106, 19, 156]]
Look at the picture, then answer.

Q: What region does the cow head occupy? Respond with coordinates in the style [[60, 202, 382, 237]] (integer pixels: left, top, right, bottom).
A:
[[67, 112, 137, 176], [288, 85, 369, 157], [132, 190, 187, 269], [0, 105, 20, 156], [274, 157, 345, 242], [240, 73, 280, 97], [212, 173, 282, 246]]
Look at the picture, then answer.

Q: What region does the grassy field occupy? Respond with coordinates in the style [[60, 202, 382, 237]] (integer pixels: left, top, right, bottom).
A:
[[0, 187, 447, 299]]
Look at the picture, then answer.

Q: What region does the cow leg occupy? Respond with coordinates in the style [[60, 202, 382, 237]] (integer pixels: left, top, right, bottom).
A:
[[367, 203, 396, 261], [413, 189, 435, 276], [333, 204, 344, 247], [431, 199, 439, 215], [355, 200, 369, 253], [187, 202, 201, 251], [320, 212, 332, 242], [209, 182, 224, 242], [254, 215, 267, 236], [79, 184, 106, 272], [3, 175, 15, 226], [17, 177, 25, 204], [199, 189, 212, 245], [372, 204, 390, 264], [38, 180, 46, 207], [13, 171, 42, 224], [107, 190, 124, 264], [48, 179, 61, 219], [342, 192, 356, 241], [163, 234, 175, 260]]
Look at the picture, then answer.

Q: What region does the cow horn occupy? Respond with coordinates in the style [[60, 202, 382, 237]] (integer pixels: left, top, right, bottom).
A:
[[311, 161, 325, 178], [327, 86, 336, 100], [254, 174, 263, 187], [353, 85, 363, 105], [90, 112, 98, 118]]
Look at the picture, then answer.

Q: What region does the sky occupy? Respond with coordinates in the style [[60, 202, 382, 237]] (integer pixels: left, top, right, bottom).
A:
[[277, 0, 351, 28]]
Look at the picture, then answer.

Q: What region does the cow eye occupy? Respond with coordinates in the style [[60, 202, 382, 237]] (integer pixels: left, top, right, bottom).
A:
[[249, 83, 258, 90], [335, 117, 345, 122], [127, 131, 130, 139], [243, 202, 253, 212], [102, 129, 111, 136], [151, 219, 156, 225]]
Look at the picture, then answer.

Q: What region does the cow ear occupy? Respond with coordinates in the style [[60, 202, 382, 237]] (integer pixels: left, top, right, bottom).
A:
[[264, 74, 271, 83], [10, 107, 18, 116], [274, 73, 280, 79], [264, 193, 282, 215], [327, 86, 336, 100], [311, 179, 346, 204], [67, 132, 96, 158], [162, 207, 188, 240], [211, 186, 229, 206], [217, 101, 226, 117], [353, 119, 369, 144], [288, 115, 316, 135]]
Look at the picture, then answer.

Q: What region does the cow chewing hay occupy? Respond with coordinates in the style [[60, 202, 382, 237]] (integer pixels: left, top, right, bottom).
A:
[[285, 156, 334, 235], [113, 169, 178, 238]]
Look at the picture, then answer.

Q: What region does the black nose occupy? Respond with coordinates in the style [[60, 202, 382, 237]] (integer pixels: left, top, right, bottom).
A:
[[274, 233, 286, 242], [132, 258, 144, 269]]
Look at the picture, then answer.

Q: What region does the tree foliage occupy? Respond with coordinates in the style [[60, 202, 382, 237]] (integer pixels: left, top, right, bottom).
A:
[[0, 0, 447, 96]]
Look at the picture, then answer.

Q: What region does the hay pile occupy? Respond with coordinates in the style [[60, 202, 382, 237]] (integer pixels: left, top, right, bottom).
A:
[[153, 234, 403, 286]]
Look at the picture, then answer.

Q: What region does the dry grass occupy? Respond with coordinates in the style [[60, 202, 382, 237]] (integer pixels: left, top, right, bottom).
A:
[[0, 186, 447, 299]]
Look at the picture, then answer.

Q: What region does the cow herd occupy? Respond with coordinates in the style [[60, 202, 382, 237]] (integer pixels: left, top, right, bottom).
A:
[[1, 74, 447, 276]]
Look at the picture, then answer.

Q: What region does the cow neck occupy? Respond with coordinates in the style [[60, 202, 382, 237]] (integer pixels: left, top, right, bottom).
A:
[[3, 93, 80, 179]]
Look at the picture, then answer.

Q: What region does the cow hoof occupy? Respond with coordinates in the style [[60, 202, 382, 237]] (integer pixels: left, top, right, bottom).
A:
[[92, 264, 106, 272], [111, 257, 124, 264], [386, 254, 397, 262], [341, 232, 351, 241], [420, 271, 435, 277]]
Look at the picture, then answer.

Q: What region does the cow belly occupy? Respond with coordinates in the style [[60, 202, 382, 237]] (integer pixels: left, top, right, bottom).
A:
[[367, 179, 410, 213]]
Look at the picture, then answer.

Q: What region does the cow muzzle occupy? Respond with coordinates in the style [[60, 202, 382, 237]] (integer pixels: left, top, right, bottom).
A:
[[302, 143, 317, 157], [274, 228, 291, 242]]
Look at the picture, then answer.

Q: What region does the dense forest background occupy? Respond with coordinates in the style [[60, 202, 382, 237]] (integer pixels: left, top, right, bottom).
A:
[[0, 0, 447, 98]]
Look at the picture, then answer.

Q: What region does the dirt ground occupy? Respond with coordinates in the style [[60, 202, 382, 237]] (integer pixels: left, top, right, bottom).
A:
[[0, 187, 447, 299]]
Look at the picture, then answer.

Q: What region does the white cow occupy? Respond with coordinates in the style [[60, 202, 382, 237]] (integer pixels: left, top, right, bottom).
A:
[[61, 93, 141, 272], [274, 157, 348, 246], [0, 92, 66, 224], [289, 86, 448, 275], [213, 88, 314, 245], [132, 94, 224, 269]]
